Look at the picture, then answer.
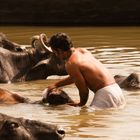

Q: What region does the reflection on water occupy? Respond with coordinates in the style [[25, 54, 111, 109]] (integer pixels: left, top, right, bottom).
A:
[[93, 46, 140, 76], [0, 26, 140, 140]]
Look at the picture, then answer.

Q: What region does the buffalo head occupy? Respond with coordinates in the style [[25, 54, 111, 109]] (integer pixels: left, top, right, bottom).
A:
[[0, 33, 67, 83], [114, 73, 140, 90], [0, 113, 65, 140], [0, 33, 53, 83], [42, 88, 74, 105]]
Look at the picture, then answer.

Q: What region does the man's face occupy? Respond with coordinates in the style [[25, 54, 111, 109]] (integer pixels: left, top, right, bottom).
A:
[[51, 48, 66, 60]]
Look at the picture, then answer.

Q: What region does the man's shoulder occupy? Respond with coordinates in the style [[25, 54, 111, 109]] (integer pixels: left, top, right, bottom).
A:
[[77, 48, 89, 53]]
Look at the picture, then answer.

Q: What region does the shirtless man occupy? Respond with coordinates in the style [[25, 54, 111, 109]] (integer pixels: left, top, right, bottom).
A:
[[47, 33, 125, 109]]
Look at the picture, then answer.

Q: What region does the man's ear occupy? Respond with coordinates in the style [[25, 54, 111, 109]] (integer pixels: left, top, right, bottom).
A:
[[63, 50, 68, 55]]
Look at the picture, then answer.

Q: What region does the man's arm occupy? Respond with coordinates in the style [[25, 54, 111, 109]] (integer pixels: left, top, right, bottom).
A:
[[67, 63, 89, 107], [47, 76, 74, 92]]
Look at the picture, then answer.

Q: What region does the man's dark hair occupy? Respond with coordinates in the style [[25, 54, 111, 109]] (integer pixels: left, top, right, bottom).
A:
[[48, 33, 73, 51]]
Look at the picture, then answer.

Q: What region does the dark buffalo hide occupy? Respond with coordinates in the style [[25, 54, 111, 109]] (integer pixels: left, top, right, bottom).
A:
[[42, 88, 74, 105], [0, 113, 65, 140], [0, 47, 48, 83], [0, 33, 67, 83], [114, 73, 140, 90], [25, 54, 67, 81]]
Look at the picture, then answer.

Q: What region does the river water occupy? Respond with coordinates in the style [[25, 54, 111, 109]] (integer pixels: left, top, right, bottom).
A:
[[0, 26, 140, 140]]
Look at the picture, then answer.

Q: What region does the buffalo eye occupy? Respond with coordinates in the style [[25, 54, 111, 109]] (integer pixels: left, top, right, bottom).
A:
[[4, 120, 19, 130]]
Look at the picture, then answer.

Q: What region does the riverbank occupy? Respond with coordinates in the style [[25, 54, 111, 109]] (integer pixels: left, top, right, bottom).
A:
[[1, 0, 140, 25]]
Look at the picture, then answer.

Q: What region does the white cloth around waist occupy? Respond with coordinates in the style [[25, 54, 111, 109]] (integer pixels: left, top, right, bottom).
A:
[[90, 83, 126, 109]]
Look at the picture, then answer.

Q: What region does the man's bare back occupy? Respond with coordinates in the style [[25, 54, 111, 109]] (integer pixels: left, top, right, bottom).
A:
[[66, 48, 115, 93]]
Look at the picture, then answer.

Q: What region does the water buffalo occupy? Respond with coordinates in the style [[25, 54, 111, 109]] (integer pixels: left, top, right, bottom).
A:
[[114, 73, 140, 90], [0, 88, 73, 105], [0, 88, 29, 104], [0, 33, 67, 83], [0, 113, 65, 140], [42, 88, 74, 105]]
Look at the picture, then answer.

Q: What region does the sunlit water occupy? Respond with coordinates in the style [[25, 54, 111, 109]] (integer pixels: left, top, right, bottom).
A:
[[0, 26, 140, 140]]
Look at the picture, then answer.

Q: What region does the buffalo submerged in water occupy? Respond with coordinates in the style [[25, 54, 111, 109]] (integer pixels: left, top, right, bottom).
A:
[[0, 113, 65, 140], [0, 33, 67, 83], [114, 73, 140, 90], [0, 88, 74, 105]]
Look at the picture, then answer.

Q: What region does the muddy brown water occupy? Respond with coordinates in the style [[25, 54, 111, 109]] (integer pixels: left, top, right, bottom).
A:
[[0, 26, 140, 140]]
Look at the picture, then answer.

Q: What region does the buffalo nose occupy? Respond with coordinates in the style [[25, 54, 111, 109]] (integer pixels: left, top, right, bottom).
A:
[[57, 127, 65, 138]]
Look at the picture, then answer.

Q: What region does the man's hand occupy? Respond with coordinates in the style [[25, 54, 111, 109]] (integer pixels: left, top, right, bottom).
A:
[[47, 85, 57, 93], [42, 85, 57, 103], [67, 102, 82, 107]]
